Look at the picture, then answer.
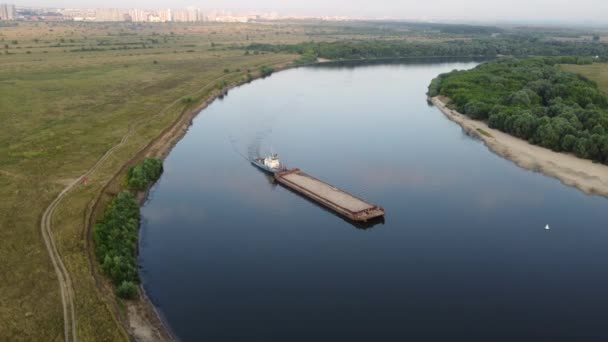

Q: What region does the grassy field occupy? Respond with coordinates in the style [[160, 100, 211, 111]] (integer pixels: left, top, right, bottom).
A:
[[562, 63, 608, 94]]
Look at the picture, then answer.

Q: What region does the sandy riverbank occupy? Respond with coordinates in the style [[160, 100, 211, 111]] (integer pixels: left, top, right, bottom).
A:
[[432, 96, 608, 198]]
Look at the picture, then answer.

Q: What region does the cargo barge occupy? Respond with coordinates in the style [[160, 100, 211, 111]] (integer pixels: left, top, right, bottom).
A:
[[274, 169, 385, 222]]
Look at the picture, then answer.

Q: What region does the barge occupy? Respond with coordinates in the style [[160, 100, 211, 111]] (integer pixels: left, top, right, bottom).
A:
[[274, 168, 385, 222]]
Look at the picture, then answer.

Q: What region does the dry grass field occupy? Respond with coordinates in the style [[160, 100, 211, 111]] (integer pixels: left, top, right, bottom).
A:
[[562, 63, 608, 94]]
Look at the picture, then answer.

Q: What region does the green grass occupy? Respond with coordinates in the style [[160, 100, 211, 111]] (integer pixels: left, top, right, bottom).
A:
[[477, 128, 494, 138], [561, 63, 608, 94]]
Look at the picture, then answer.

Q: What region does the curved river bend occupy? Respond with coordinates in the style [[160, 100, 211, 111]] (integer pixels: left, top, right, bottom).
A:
[[140, 60, 608, 341]]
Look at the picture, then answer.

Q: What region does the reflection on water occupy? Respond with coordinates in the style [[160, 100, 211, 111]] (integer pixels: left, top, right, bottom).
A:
[[140, 60, 608, 341]]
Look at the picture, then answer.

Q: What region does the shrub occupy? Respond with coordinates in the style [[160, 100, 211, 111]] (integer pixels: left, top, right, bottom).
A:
[[260, 65, 274, 77], [216, 80, 229, 90], [117, 281, 138, 299], [127, 158, 163, 191]]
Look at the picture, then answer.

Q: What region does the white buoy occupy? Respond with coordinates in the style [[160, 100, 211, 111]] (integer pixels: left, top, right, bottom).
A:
[[545, 224, 550, 230]]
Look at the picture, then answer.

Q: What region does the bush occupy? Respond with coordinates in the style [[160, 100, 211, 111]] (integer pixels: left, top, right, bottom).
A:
[[216, 80, 229, 90], [117, 281, 138, 299], [260, 65, 274, 77], [127, 158, 163, 191]]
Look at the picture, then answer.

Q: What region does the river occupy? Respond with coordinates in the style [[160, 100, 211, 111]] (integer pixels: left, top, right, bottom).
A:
[[140, 60, 608, 341]]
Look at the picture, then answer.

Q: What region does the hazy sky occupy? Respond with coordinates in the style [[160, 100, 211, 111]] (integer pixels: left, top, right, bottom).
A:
[[11, 0, 608, 23]]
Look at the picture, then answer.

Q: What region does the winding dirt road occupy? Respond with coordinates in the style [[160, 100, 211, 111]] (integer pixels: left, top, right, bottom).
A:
[[40, 131, 132, 342]]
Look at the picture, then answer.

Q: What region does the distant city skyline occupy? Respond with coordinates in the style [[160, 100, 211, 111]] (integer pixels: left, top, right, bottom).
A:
[[5, 0, 608, 25]]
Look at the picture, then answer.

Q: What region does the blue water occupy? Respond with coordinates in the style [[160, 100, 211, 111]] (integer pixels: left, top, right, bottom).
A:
[[140, 60, 608, 341]]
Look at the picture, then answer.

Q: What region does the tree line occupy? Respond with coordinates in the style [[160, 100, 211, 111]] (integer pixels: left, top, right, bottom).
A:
[[95, 158, 164, 299], [94, 191, 140, 299], [429, 57, 608, 164], [247, 35, 608, 63]]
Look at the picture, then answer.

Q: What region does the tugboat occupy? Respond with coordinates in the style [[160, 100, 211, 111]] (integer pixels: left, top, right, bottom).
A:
[[251, 154, 285, 174]]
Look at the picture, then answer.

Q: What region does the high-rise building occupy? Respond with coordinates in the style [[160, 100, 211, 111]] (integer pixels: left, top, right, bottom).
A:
[[172, 7, 202, 22], [159, 9, 172, 22], [95, 8, 124, 22], [128, 8, 146, 22], [0, 3, 16, 20]]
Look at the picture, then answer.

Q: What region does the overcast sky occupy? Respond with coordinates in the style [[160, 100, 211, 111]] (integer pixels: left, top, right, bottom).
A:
[[11, 0, 608, 24]]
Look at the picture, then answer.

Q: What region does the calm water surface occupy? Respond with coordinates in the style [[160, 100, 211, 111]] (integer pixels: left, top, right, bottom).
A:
[[140, 61, 608, 341]]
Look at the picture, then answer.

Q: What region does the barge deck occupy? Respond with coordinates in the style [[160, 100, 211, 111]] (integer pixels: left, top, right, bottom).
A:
[[274, 169, 385, 222]]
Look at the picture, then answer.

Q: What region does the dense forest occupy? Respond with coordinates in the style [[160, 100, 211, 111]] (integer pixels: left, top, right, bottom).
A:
[[248, 36, 608, 63], [428, 58, 608, 164]]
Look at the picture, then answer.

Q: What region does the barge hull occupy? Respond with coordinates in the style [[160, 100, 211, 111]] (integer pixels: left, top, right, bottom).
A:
[[274, 169, 385, 222]]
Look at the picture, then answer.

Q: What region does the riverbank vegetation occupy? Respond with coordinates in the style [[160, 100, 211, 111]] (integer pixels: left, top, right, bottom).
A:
[[94, 191, 140, 299], [429, 58, 608, 164], [97, 158, 163, 299], [127, 158, 163, 191]]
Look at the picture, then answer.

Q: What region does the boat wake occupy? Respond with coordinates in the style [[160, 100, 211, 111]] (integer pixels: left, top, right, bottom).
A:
[[247, 127, 274, 160]]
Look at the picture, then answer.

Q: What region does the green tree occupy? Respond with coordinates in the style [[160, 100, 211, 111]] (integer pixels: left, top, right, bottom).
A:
[[536, 123, 560, 150], [574, 138, 589, 158], [464, 101, 491, 120], [117, 281, 138, 299], [260, 65, 274, 77], [512, 113, 537, 140], [127, 158, 163, 191], [508, 90, 532, 107], [561, 134, 577, 152]]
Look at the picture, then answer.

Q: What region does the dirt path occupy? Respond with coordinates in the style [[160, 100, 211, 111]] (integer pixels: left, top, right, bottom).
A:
[[0, 169, 26, 180], [41, 128, 133, 342]]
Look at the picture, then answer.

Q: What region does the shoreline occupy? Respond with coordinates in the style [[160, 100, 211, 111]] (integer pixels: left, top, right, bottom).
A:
[[85, 59, 298, 341], [431, 96, 608, 198]]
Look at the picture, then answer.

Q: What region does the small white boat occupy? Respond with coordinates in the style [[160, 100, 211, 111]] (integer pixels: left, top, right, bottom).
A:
[[251, 154, 285, 174]]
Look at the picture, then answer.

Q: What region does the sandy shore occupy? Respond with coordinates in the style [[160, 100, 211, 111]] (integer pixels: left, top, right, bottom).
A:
[[432, 96, 608, 198]]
